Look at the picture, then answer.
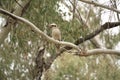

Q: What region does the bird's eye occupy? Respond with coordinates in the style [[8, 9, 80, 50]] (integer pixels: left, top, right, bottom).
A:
[[52, 25, 56, 27]]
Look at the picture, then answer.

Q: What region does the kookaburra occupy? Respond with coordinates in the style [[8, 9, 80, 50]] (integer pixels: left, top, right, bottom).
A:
[[49, 23, 61, 50]]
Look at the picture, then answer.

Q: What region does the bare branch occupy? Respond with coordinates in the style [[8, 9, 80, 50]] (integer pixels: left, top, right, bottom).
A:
[[75, 22, 120, 45], [76, 49, 120, 56], [79, 0, 120, 14], [0, 8, 80, 51]]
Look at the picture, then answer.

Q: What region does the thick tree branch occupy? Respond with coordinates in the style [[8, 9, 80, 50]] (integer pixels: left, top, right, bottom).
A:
[[79, 0, 120, 14], [34, 47, 45, 80], [76, 49, 120, 56], [0, 8, 80, 51], [75, 22, 120, 45]]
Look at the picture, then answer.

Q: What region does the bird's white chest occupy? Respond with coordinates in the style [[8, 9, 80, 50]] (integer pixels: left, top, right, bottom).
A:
[[52, 28, 61, 40]]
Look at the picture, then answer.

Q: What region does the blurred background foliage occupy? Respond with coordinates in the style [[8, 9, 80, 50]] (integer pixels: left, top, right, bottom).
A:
[[0, 0, 120, 80]]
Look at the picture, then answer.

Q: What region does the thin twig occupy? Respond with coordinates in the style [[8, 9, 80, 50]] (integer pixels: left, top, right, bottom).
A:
[[79, 0, 120, 14]]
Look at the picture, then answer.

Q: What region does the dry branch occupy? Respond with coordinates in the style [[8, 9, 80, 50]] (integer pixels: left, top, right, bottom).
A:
[[76, 49, 120, 56], [79, 0, 120, 14], [75, 22, 120, 45]]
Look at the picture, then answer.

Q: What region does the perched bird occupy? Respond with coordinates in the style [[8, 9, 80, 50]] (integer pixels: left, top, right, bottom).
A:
[[49, 23, 61, 51]]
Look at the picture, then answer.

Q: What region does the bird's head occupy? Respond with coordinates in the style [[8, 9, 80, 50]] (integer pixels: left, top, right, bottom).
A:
[[48, 23, 57, 28]]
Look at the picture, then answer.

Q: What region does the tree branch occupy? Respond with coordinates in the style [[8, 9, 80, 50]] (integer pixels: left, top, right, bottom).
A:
[[79, 0, 120, 14], [76, 49, 120, 56], [75, 22, 120, 45], [34, 47, 45, 80], [0, 8, 81, 51]]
